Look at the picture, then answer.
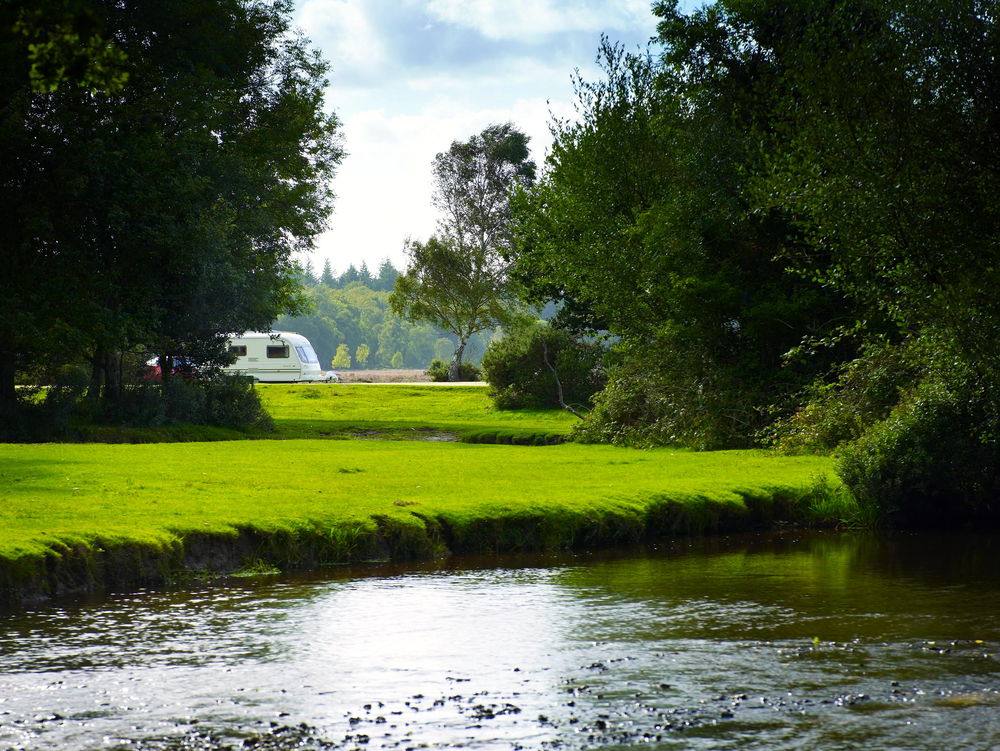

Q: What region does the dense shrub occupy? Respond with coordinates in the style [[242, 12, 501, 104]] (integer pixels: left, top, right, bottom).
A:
[[104, 373, 273, 431], [0, 365, 91, 440], [481, 322, 604, 410], [573, 327, 784, 449], [202, 375, 274, 430], [768, 342, 922, 453], [1, 372, 273, 440], [426, 359, 480, 382], [837, 376, 1000, 525]]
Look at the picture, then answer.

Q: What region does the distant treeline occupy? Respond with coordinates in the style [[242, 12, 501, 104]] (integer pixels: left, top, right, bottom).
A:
[[303, 258, 400, 292], [276, 262, 491, 370]]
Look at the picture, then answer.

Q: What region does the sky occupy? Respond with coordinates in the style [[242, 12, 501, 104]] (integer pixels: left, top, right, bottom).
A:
[[292, 0, 675, 275]]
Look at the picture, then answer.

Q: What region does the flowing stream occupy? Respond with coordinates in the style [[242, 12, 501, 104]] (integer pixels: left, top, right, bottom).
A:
[[1, 532, 998, 750]]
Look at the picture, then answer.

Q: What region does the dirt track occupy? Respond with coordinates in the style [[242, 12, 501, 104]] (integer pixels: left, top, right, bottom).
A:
[[335, 369, 485, 385]]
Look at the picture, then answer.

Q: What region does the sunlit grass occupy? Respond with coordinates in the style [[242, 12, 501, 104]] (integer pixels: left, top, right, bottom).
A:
[[258, 383, 577, 442], [0, 384, 857, 601], [0, 439, 846, 563]]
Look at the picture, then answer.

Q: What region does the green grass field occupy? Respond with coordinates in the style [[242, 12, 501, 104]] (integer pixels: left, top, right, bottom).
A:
[[0, 440, 843, 561], [258, 383, 577, 442], [0, 384, 854, 605]]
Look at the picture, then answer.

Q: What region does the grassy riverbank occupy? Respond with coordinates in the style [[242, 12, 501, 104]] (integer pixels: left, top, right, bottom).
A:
[[0, 438, 850, 607], [0, 384, 857, 608]]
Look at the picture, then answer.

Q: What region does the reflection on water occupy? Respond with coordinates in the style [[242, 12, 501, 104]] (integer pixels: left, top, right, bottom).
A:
[[0, 532, 998, 749]]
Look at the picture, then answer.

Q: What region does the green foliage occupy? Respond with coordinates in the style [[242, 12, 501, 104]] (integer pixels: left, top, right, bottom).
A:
[[390, 352, 404, 368], [481, 320, 604, 410], [837, 376, 1000, 525], [331, 344, 352, 369], [0, 376, 89, 442], [574, 332, 777, 450], [202, 376, 274, 432], [276, 280, 488, 370], [13, 3, 129, 93], [431, 122, 535, 256], [745, 0, 1000, 359], [426, 359, 479, 383], [501, 1, 1000, 525], [392, 124, 535, 379], [391, 237, 509, 378], [1, 373, 272, 440], [769, 342, 923, 454], [301, 258, 398, 291], [671, 0, 1000, 521], [0, 0, 343, 413], [509, 38, 850, 447], [320, 259, 335, 286], [425, 359, 448, 382], [103, 374, 272, 431], [355, 343, 370, 367]]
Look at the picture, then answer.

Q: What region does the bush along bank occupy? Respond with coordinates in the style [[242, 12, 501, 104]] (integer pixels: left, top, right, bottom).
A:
[[0, 445, 853, 611]]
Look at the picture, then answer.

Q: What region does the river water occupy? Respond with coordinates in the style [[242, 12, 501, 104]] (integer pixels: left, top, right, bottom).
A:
[[1, 532, 998, 750]]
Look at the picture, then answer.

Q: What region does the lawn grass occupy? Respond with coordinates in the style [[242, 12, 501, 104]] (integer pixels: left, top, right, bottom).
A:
[[0, 385, 856, 607], [0, 439, 852, 604], [258, 383, 577, 443]]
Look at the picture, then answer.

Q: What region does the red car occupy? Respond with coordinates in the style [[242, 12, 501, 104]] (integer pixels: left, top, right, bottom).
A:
[[142, 357, 199, 382]]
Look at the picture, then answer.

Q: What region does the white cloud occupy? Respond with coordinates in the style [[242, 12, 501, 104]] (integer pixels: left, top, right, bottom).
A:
[[312, 92, 576, 273], [294, 0, 659, 274], [425, 0, 653, 40], [294, 0, 388, 80]]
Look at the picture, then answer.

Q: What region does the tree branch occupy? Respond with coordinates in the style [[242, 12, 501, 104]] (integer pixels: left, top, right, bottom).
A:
[[541, 339, 584, 419]]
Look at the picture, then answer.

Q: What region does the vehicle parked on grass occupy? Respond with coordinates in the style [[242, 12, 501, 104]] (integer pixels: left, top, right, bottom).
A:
[[142, 357, 199, 382], [224, 332, 338, 383]]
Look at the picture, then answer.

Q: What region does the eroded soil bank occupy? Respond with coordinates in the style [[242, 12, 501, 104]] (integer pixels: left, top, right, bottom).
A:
[[0, 437, 847, 611], [1, 487, 832, 611]]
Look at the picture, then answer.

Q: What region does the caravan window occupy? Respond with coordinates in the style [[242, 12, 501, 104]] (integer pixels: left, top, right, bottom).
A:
[[266, 345, 289, 359], [295, 345, 319, 364], [229, 345, 247, 357]]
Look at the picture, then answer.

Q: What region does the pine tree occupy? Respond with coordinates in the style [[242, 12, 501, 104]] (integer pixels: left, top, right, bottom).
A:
[[320, 258, 335, 286], [302, 259, 318, 286], [358, 261, 373, 285], [376, 258, 399, 291], [340, 264, 360, 285]]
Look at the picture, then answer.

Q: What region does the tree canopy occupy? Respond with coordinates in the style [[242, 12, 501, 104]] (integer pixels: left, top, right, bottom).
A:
[[506, 0, 1000, 520], [392, 124, 535, 379], [0, 0, 342, 410], [511, 37, 851, 447]]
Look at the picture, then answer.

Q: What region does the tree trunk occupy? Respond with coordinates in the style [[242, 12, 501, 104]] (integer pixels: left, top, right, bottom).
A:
[[159, 354, 174, 420], [159, 354, 173, 385], [0, 352, 16, 420], [448, 338, 468, 382], [103, 351, 122, 404], [541, 339, 584, 419], [88, 349, 106, 403]]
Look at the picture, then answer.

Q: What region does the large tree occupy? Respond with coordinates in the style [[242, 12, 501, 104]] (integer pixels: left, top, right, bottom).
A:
[[391, 236, 508, 376], [511, 38, 851, 447], [0, 0, 341, 411], [392, 123, 535, 379], [695, 0, 1000, 517]]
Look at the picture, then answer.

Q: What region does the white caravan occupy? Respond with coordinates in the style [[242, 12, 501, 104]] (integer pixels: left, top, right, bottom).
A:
[[224, 331, 337, 383]]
